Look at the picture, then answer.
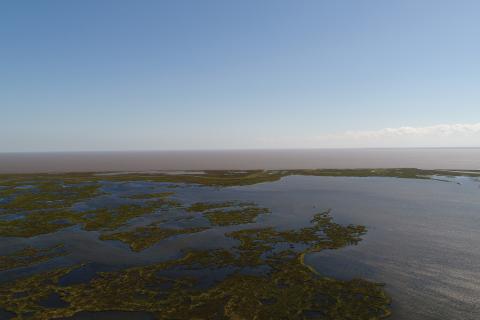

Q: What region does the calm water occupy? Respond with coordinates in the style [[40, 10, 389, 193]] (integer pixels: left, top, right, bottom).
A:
[[1, 175, 479, 319], [1, 148, 480, 173], [239, 175, 480, 320]]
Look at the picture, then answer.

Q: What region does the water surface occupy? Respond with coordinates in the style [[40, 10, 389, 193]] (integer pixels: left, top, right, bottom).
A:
[[1, 148, 480, 173]]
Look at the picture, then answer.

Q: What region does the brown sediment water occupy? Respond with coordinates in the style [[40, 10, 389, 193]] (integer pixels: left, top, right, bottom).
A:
[[0, 148, 480, 173]]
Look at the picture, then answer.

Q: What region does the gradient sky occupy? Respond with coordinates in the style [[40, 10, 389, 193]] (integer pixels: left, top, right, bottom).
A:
[[1, 0, 480, 151]]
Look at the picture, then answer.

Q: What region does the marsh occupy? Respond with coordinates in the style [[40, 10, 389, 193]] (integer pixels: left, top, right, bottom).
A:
[[0, 169, 479, 319]]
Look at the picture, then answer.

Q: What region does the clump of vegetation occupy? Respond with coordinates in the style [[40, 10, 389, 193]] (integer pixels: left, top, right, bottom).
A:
[[0, 182, 180, 237], [0, 210, 391, 319], [2, 168, 476, 193], [0, 245, 66, 271], [0, 185, 17, 198], [0, 181, 102, 213], [186, 201, 239, 212], [0, 177, 104, 237], [0, 209, 78, 237], [80, 196, 181, 232], [122, 192, 174, 199], [186, 201, 269, 226], [204, 207, 270, 226], [100, 225, 209, 252], [0, 201, 178, 237], [97, 168, 479, 186], [96, 200, 269, 250], [228, 209, 366, 267]]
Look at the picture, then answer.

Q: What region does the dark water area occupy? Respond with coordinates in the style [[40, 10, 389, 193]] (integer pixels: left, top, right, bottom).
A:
[[38, 292, 70, 308], [0, 309, 15, 320], [1, 148, 480, 173], [1, 175, 479, 319], [58, 263, 115, 287]]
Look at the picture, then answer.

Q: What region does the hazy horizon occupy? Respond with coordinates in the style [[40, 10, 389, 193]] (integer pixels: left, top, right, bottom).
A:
[[1, 148, 479, 173]]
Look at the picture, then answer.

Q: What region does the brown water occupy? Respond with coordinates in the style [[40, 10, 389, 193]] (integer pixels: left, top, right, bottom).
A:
[[1, 148, 480, 173]]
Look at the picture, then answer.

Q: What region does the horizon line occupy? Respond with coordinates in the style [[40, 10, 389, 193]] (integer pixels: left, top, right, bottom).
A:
[[2, 146, 480, 154]]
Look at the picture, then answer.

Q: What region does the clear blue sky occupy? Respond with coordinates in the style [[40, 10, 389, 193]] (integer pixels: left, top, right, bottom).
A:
[[1, 0, 480, 151]]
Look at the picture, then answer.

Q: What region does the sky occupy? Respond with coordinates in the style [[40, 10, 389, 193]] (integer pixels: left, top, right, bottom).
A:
[[1, 0, 480, 152]]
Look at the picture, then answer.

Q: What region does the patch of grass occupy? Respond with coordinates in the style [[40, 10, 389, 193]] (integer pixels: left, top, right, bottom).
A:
[[0, 245, 66, 271], [79, 196, 181, 232], [0, 210, 78, 237], [0, 182, 102, 213], [100, 225, 209, 252], [122, 192, 174, 200], [100, 168, 479, 187], [1, 168, 476, 191], [187, 201, 269, 226], [204, 207, 270, 226], [0, 193, 180, 237], [186, 201, 237, 212]]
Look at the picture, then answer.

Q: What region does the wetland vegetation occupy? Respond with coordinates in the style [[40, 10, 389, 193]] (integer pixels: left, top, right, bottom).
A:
[[187, 201, 270, 226], [0, 209, 389, 320], [100, 224, 209, 252], [0, 245, 66, 272], [1, 168, 476, 319]]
